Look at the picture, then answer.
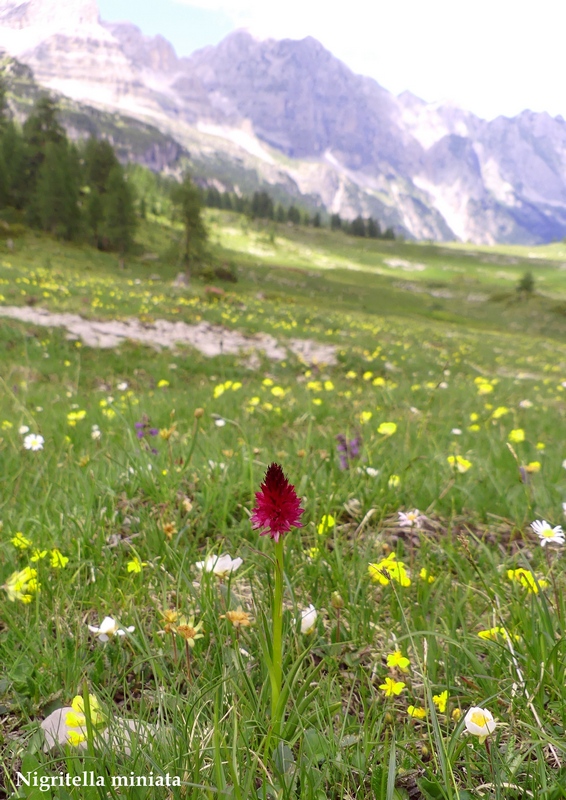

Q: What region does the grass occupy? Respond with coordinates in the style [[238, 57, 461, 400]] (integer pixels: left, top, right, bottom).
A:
[[1, 214, 566, 799]]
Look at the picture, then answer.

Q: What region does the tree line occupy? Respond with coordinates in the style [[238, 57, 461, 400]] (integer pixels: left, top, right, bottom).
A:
[[0, 89, 137, 253], [203, 187, 396, 239], [0, 86, 209, 272], [0, 80, 395, 271]]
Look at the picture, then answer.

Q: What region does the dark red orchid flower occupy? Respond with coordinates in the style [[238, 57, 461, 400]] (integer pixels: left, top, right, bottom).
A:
[[251, 463, 304, 542]]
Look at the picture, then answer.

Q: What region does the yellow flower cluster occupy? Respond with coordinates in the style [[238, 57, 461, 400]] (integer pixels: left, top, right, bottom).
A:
[[368, 553, 411, 587]]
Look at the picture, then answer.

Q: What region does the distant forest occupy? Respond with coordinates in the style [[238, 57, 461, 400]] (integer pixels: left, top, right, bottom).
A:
[[0, 84, 394, 263], [202, 187, 396, 240]]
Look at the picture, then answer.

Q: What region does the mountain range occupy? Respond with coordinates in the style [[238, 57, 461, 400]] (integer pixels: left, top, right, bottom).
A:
[[2, 0, 566, 244]]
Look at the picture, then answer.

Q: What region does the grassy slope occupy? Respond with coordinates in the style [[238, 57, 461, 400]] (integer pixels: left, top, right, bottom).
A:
[[1, 217, 566, 798]]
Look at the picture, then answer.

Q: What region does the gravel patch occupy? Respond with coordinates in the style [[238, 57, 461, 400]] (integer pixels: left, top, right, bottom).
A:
[[0, 306, 337, 365]]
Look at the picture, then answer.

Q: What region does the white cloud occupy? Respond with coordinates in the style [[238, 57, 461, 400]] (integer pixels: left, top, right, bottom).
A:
[[174, 0, 566, 120]]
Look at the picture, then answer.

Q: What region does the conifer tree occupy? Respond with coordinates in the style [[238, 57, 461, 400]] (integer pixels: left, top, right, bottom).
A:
[[83, 138, 119, 193], [0, 75, 9, 134], [171, 173, 207, 277], [287, 205, 300, 225], [100, 165, 136, 254], [36, 140, 81, 240], [367, 217, 381, 238], [0, 122, 28, 209], [330, 213, 342, 230], [22, 94, 66, 216], [82, 138, 122, 247], [351, 216, 366, 237]]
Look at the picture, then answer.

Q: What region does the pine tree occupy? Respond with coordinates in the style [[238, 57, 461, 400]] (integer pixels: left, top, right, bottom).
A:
[[312, 212, 321, 228], [86, 189, 104, 248], [171, 174, 207, 277], [367, 217, 381, 238], [22, 94, 66, 217], [287, 205, 300, 225], [36, 141, 81, 239], [0, 75, 9, 135], [351, 216, 366, 237], [100, 165, 136, 254], [251, 190, 274, 219], [0, 148, 8, 209], [0, 122, 27, 209], [330, 213, 342, 230], [221, 192, 233, 211], [83, 138, 119, 193]]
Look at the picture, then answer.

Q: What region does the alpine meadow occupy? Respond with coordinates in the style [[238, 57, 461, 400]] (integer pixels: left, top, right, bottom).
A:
[[3, 12, 566, 800]]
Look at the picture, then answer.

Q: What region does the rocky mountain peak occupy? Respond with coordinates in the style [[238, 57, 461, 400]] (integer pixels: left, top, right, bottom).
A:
[[101, 21, 179, 74], [0, 0, 98, 31], [1, 1, 566, 244]]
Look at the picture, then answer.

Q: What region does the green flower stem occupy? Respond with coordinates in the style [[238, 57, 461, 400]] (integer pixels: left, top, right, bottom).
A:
[[271, 537, 285, 734]]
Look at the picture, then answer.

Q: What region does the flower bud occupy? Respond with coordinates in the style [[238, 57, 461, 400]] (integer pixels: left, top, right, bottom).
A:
[[331, 591, 344, 610], [194, 408, 204, 419]]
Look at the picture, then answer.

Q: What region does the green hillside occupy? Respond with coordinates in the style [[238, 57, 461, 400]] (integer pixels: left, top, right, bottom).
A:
[[1, 215, 566, 798]]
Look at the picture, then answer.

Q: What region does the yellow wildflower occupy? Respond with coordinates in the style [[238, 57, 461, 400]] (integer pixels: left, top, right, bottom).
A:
[[220, 607, 252, 628], [447, 455, 472, 473], [127, 557, 148, 573], [407, 706, 427, 719], [508, 429, 525, 443], [386, 650, 410, 672], [378, 421, 397, 436], [66, 694, 105, 728], [317, 514, 336, 535], [176, 617, 205, 647], [507, 568, 548, 594], [379, 677, 406, 697], [419, 567, 435, 583], [477, 626, 520, 642], [11, 532, 32, 549], [526, 461, 541, 473], [368, 552, 411, 587], [2, 566, 40, 602], [433, 691, 448, 713]]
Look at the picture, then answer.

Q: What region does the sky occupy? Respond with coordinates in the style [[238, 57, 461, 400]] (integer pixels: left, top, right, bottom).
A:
[[97, 0, 565, 121]]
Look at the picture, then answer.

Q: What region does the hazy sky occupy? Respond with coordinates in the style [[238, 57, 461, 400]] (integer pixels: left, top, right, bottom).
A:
[[98, 0, 564, 121]]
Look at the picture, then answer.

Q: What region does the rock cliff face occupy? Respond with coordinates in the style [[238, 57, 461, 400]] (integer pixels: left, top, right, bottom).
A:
[[2, 0, 566, 243]]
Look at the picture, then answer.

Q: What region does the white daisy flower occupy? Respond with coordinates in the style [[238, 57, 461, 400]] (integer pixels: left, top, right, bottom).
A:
[[19, 425, 30, 434], [398, 509, 426, 529], [23, 433, 44, 451], [451, 428, 462, 435], [117, 382, 129, 391], [530, 520, 565, 547], [194, 553, 243, 578], [214, 418, 227, 427], [88, 616, 135, 642], [519, 399, 533, 409]]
